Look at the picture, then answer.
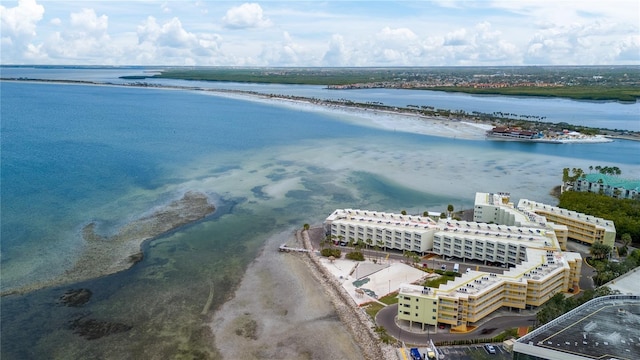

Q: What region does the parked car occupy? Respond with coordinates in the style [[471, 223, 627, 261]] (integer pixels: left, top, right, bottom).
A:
[[484, 344, 497, 354], [410, 347, 422, 360]]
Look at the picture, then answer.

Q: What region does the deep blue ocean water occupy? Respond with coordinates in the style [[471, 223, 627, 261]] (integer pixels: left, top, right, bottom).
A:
[[1, 70, 639, 358]]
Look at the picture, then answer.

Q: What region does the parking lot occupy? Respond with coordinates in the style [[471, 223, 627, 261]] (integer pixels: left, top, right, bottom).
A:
[[436, 344, 511, 360]]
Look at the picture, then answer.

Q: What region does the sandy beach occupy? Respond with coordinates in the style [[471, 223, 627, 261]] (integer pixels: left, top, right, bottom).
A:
[[199, 88, 495, 141]]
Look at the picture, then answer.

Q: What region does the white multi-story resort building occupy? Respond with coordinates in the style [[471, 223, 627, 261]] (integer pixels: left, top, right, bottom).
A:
[[324, 192, 597, 332], [323, 209, 438, 253]]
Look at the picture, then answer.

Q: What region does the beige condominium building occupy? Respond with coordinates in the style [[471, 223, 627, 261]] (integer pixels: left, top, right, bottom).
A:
[[400, 217, 581, 332], [517, 199, 616, 247], [473, 192, 570, 250], [324, 196, 584, 332]]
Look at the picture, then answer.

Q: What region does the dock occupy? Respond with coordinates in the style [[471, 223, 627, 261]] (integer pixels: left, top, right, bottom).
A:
[[278, 244, 310, 253]]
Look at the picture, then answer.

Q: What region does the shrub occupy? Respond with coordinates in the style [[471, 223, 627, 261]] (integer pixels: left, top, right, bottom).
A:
[[320, 248, 341, 258], [346, 251, 365, 261], [618, 246, 628, 257]]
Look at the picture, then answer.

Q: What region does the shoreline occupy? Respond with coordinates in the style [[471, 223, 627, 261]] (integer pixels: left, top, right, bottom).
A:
[[3, 77, 638, 142], [209, 226, 396, 360]]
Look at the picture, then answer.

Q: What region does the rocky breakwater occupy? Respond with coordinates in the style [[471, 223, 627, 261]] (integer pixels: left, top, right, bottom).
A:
[[299, 229, 397, 360], [2, 191, 215, 296]]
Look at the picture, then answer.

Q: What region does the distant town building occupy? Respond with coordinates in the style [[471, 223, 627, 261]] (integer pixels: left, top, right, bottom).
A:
[[513, 294, 640, 360], [574, 173, 640, 200]]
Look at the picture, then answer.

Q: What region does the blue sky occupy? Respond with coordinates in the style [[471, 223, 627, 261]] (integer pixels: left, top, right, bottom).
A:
[[1, 0, 638, 66]]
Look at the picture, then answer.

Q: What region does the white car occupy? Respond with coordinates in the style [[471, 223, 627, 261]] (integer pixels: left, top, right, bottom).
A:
[[484, 344, 496, 354]]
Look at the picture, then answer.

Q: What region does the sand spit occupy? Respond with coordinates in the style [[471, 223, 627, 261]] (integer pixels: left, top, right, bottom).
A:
[[1, 191, 215, 296], [211, 228, 396, 360], [2, 78, 492, 141]]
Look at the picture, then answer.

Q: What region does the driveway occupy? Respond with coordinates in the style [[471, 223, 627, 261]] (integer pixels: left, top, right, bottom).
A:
[[376, 304, 535, 345]]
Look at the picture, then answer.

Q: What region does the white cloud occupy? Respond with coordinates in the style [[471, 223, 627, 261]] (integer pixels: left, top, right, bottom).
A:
[[135, 16, 223, 65], [157, 18, 198, 47], [222, 3, 272, 29], [24, 42, 46, 61], [70, 8, 108, 35], [0, 1, 637, 66], [161, 2, 171, 14], [378, 26, 417, 41], [36, 7, 114, 64], [322, 34, 349, 66], [614, 35, 640, 62], [257, 31, 308, 66], [444, 28, 468, 46], [0, 0, 44, 38], [523, 20, 631, 64]]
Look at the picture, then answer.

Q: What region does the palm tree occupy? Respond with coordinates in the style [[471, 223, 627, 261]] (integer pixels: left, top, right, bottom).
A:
[[589, 243, 612, 260], [589, 165, 593, 173], [562, 168, 570, 183], [447, 204, 454, 218], [620, 233, 632, 254], [365, 238, 373, 250]]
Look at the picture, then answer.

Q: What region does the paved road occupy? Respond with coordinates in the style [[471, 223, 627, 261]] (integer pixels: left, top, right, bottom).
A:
[[376, 304, 535, 345]]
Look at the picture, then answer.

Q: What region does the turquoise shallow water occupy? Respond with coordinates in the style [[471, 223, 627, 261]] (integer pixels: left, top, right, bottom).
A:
[[1, 73, 639, 358]]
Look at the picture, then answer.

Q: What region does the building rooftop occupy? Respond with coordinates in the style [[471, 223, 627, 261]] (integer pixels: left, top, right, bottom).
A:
[[515, 295, 640, 360], [433, 248, 567, 298], [475, 192, 547, 227], [603, 267, 640, 295], [580, 173, 640, 192], [326, 208, 439, 231], [518, 199, 616, 233], [437, 219, 557, 249]]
